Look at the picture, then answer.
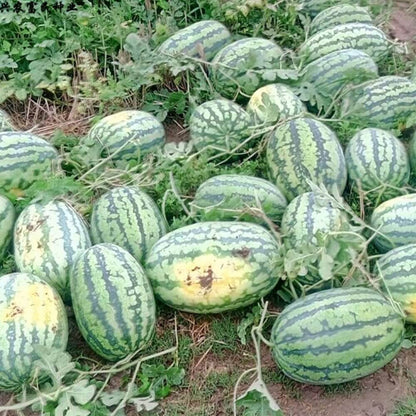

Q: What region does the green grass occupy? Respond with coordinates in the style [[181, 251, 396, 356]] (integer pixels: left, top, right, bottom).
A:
[[391, 398, 416, 416]]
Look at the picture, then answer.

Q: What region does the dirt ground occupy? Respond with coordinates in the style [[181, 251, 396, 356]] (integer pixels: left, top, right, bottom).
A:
[[389, 1, 416, 50]]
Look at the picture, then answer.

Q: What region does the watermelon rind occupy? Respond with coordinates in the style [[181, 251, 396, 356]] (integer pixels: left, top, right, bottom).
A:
[[271, 287, 405, 385]]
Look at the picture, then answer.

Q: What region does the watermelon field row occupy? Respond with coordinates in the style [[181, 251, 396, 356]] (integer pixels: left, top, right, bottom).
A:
[[1, 0, 416, 415]]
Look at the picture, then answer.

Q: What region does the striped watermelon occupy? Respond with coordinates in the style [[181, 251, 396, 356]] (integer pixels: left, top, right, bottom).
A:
[[376, 244, 416, 323], [211, 38, 284, 99], [191, 174, 287, 224], [341, 76, 416, 131], [345, 128, 409, 202], [271, 287, 405, 385], [70, 243, 156, 361], [279, 191, 365, 296], [0, 272, 68, 391], [0, 132, 58, 193], [75, 110, 165, 169], [145, 222, 280, 313], [299, 24, 390, 64], [298, 49, 378, 109], [266, 117, 347, 201], [371, 193, 416, 253], [0, 110, 14, 132], [310, 5, 373, 35], [299, 0, 360, 16], [281, 191, 347, 249], [14, 200, 91, 303], [246, 84, 305, 126], [189, 99, 251, 153], [90, 186, 167, 263], [0, 195, 15, 261], [409, 131, 416, 173], [157, 20, 231, 61]]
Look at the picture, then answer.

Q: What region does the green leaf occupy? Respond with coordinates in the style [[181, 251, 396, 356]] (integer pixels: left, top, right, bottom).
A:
[[129, 394, 159, 412], [318, 251, 334, 281], [237, 305, 262, 345], [32, 345, 76, 386], [54, 393, 90, 416], [401, 339, 413, 349], [236, 379, 284, 416], [100, 390, 126, 407]]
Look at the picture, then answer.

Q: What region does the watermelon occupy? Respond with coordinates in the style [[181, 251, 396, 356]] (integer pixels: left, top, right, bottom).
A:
[[409, 131, 416, 173], [281, 191, 347, 249], [70, 243, 156, 361], [189, 99, 252, 153], [299, 0, 360, 16], [210, 38, 284, 99], [90, 186, 167, 263], [266, 117, 347, 201], [345, 128, 409, 201], [299, 24, 390, 64], [310, 5, 373, 35], [157, 20, 231, 61], [0, 110, 14, 132], [271, 287, 405, 385], [0, 272, 68, 391], [279, 191, 365, 296], [376, 244, 416, 323], [0, 195, 15, 261], [73, 110, 165, 169], [298, 48, 378, 109], [145, 221, 280, 313], [14, 200, 91, 303], [246, 84, 305, 126], [341, 76, 416, 131], [371, 193, 416, 253], [191, 174, 287, 224], [0, 131, 58, 193]]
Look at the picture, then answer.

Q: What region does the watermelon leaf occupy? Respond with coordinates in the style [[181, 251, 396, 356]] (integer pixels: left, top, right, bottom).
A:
[[54, 380, 96, 416], [236, 379, 284, 416]]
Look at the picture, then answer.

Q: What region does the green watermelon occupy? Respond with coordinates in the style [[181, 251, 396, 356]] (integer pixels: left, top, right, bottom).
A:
[[70, 243, 156, 361], [189, 99, 252, 153], [157, 20, 231, 61], [0, 132, 58, 193], [341, 76, 416, 131], [0, 195, 15, 261], [376, 244, 416, 323], [371, 193, 416, 253], [90, 186, 167, 263], [345, 128, 409, 202], [310, 5, 373, 35], [409, 131, 416, 173], [210, 38, 284, 99], [279, 191, 365, 296], [145, 221, 280, 313], [271, 287, 405, 385], [0, 273, 68, 391], [281, 191, 347, 249], [299, 24, 390, 64], [298, 48, 378, 109], [246, 84, 305, 126], [191, 174, 287, 224], [299, 0, 360, 16], [73, 110, 165, 169], [14, 200, 91, 303], [0, 110, 14, 132], [266, 117, 347, 201]]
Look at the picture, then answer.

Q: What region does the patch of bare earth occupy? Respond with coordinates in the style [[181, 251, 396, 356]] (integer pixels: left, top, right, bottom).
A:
[[388, 1, 416, 52]]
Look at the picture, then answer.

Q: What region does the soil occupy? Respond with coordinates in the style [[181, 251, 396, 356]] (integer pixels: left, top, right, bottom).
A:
[[388, 1, 416, 51]]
